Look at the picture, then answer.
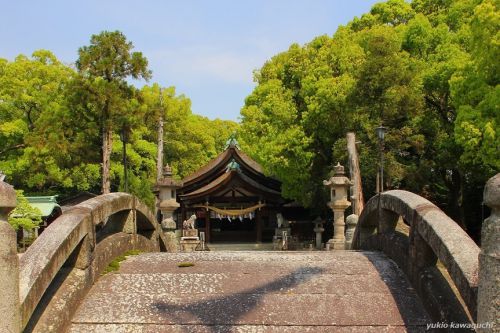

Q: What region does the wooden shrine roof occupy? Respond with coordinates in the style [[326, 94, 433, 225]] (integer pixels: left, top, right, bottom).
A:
[[180, 168, 282, 204], [178, 143, 283, 205], [180, 144, 281, 194]]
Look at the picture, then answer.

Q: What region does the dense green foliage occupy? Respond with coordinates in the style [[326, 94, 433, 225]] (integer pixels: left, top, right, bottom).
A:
[[0, 32, 238, 208], [8, 190, 42, 231], [240, 0, 498, 236]]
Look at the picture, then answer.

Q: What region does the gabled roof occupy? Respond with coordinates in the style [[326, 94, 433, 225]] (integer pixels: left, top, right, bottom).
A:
[[180, 168, 282, 204], [182, 147, 264, 183], [180, 145, 280, 194]]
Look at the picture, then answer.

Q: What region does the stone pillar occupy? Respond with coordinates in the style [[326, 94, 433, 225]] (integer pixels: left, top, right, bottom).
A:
[[0, 180, 20, 333], [477, 173, 499, 332], [323, 163, 352, 250], [312, 217, 324, 250], [159, 201, 179, 253], [345, 214, 358, 250]]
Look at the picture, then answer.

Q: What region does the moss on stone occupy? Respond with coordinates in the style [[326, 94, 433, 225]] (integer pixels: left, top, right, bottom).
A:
[[102, 250, 142, 275], [177, 262, 195, 268]]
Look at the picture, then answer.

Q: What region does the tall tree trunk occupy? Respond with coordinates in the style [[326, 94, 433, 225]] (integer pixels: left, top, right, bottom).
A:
[[444, 169, 466, 230], [156, 114, 164, 182], [154, 114, 164, 220], [102, 126, 112, 194], [346, 132, 364, 215], [451, 169, 466, 229], [122, 128, 128, 193]]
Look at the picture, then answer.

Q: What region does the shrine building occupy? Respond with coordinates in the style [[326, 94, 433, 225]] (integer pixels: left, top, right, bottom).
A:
[[168, 138, 310, 243]]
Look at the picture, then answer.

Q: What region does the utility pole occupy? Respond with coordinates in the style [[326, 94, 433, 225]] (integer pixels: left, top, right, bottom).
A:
[[156, 87, 164, 182]]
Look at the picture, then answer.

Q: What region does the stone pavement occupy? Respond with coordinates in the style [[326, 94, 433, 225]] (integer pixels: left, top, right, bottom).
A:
[[207, 242, 275, 251], [69, 251, 430, 333]]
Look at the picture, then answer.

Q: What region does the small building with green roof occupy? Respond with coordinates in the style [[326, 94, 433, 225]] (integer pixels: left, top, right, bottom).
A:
[[26, 195, 62, 229]]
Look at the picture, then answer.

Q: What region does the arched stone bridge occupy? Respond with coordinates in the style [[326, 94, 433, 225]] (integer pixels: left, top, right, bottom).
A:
[[0, 175, 498, 333]]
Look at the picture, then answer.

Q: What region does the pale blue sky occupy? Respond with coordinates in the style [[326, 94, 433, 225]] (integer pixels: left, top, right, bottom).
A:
[[0, 0, 380, 121]]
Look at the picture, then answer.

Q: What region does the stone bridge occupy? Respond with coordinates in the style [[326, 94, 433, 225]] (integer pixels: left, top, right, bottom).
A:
[[0, 174, 498, 332]]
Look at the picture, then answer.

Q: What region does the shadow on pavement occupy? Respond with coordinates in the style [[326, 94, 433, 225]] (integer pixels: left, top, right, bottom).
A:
[[152, 266, 325, 332]]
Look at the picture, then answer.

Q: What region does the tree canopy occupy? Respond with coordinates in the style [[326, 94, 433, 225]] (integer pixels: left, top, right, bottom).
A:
[[240, 0, 498, 237], [76, 31, 152, 194], [0, 34, 239, 208]]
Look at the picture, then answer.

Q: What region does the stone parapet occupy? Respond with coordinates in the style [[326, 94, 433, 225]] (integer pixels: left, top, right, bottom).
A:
[[345, 214, 358, 250], [353, 189, 480, 324], [0, 180, 20, 333], [477, 173, 499, 332], [16, 192, 161, 333]]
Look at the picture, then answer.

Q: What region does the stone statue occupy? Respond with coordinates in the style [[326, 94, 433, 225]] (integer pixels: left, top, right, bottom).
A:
[[277, 213, 284, 228], [276, 213, 289, 228], [183, 214, 196, 230]]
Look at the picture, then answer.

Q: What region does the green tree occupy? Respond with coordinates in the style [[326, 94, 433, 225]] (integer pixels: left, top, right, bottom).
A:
[[76, 30, 151, 194], [241, 78, 313, 205], [8, 190, 42, 231], [240, 0, 498, 237], [0, 50, 75, 191], [451, 0, 499, 171]]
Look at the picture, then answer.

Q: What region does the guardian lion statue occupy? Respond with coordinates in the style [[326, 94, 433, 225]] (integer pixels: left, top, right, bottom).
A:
[[183, 214, 197, 230]]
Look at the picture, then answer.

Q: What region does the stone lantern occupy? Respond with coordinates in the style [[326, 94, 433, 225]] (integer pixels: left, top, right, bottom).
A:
[[156, 165, 182, 251], [323, 163, 352, 250], [312, 217, 324, 250]]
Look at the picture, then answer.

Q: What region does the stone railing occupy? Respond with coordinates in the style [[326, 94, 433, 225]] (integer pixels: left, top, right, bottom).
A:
[[352, 189, 480, 324], [477, 174, 499, 332], [0, 184, 164, 333], [352, 175, 500, 325]]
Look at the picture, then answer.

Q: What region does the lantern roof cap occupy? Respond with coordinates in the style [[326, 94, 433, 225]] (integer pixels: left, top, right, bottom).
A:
[[163, 164, 173, 177], [323, 163, 352, 187]]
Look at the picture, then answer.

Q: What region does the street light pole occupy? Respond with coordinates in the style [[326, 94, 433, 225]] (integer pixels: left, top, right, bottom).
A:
[[375, 125, 386, 193]]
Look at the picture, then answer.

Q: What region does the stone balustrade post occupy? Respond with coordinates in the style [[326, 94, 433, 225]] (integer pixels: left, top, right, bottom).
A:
[[345, 214, 358, 250], [477, 173, 499, 332], [0, 180, 21, 333]]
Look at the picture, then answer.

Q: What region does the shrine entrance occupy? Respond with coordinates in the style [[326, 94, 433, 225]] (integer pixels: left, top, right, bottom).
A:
[[186, 205, 279, 243]]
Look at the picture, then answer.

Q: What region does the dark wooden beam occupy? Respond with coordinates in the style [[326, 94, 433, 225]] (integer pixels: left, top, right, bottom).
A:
[[205, 210, 211, 243]]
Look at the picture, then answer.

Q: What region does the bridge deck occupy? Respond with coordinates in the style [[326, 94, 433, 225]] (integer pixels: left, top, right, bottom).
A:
[[69, 251, 430, 332]]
